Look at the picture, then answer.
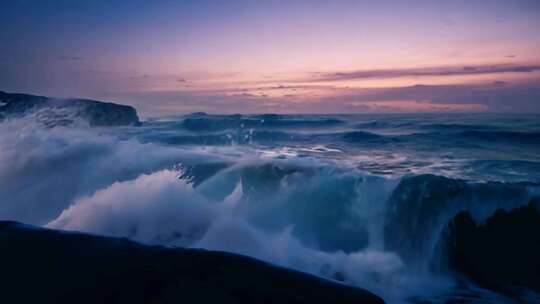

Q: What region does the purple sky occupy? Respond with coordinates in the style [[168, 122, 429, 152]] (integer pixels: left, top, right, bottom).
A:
[[1, 0, 539, 116]]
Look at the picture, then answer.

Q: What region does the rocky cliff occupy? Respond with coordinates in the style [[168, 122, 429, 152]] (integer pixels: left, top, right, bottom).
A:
[[0, 91, 139, 126]]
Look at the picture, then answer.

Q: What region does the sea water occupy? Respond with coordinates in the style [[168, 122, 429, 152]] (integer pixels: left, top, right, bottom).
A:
[[1, 112, 539, 303]]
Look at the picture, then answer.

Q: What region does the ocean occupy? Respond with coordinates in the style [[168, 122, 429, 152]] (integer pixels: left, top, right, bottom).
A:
[[1, 112, 539, 303]]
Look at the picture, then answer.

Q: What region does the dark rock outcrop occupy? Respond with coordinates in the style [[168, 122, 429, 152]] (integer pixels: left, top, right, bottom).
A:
[[0, 221, 384, 304], [383, 174, 540, 296], [384, 174, 534, 269], [0, 91, 139, 126], [444, 200, 540, 294]]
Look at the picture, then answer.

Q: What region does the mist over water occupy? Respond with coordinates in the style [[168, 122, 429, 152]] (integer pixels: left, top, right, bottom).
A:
[[1, 112, 540, 303]]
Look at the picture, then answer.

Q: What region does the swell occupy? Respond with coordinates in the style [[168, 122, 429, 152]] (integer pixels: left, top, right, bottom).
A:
[[403, 130, 540, 145], [180, 113, 344, 131], [140, 128, 540, 148], [143, 114, 540, 149], [138, 129, 306, 145], [342, 131, 388, 143], [139, 129, 391, 146], [354, 121, 491, 130]]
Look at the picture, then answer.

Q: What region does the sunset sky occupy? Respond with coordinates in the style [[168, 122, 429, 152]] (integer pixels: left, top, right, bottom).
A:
[[1, 0, 539, 116]]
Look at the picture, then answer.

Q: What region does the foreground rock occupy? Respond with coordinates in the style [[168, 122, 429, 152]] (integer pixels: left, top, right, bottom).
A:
[[383, 174, 540, 297], [445, 201, 540, 295], [384, 174, 535, 267], [0, 91, 139, 126], [0, 221, 384, 304]]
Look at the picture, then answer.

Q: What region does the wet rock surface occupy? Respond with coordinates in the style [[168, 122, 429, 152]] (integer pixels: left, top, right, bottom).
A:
[[0, 221, 384, 304]]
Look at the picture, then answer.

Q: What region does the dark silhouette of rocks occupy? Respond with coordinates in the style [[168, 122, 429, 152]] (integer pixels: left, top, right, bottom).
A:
[[0, 91, 139, 126], [0, 221, 385, 304], [445, 200, 540, 295]]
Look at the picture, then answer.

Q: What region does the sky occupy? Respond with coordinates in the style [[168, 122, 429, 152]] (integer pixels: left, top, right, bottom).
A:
[[1, 0, 539, 116]]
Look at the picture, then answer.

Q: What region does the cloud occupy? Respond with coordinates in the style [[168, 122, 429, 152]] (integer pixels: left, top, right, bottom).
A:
[[110, 79, 540, 115], [4, 59, 539, 115], [316, 82, 540, 112], [348, 100, 488, 112], [230, 92, 268, 98], [308, 64, 540, 82]]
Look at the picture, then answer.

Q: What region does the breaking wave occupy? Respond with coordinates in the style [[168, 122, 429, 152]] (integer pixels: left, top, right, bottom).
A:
[[2, 112, 540, 303]]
